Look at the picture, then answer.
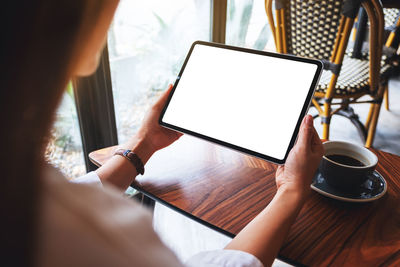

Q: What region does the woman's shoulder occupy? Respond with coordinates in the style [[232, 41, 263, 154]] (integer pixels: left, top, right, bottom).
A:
[[41, 165, 150, 224], [36, 165, 182, 267]]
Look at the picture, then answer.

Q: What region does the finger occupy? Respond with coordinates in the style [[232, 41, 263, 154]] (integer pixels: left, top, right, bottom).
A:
[[154, 84, 173, 108], [308, 124, 323, 155], [276, 165, 284, 176], [159, 84, 173, 103], [310, 126, 320, 145], [310, 126, 324, 155], [175, 131, 184, 138], [297, 115, 313, 149], [293, 115, 308, 146]]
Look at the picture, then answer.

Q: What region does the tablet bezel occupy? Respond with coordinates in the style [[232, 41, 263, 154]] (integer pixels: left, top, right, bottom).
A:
[[159, 41, 323, 164]]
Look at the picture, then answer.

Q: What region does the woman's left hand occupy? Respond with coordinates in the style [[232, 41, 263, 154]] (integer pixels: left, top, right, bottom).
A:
[[275, 115, 324, 199]]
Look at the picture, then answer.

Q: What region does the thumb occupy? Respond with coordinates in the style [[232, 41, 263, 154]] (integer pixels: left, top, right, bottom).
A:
[[310, 125, 324, 154], [297, 115, 313, 149], [154, 84, 173, 109]]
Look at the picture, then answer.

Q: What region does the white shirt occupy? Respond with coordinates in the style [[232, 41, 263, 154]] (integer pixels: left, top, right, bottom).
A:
[[35, 166, 263, 267]]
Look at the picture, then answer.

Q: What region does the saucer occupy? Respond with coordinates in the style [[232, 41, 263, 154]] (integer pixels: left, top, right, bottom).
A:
[[311, 170, 387, 202]]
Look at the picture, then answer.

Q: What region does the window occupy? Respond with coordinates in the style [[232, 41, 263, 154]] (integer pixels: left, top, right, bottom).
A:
[[52, 1, 274, 175], [108, 0, 211, 143], [225, 0, 273, 50], [45, 84, 86, 179]]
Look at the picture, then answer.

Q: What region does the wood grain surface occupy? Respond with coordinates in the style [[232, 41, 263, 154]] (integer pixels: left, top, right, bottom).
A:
[[89, 135, 400, 266]]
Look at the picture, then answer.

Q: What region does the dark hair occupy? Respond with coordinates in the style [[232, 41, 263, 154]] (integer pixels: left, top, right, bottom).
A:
[[0, 1, 107, 266]]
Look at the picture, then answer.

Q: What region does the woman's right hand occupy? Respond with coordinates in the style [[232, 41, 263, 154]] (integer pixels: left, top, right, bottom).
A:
[[96, 85, 182, 190], [275, 114, 324, 200], [124, 84, 183, 157]]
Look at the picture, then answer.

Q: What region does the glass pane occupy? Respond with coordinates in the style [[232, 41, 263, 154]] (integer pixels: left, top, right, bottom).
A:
[[108, 0, 211, 144], [226, 0, 274, 50], [45, 83, 86, 179]]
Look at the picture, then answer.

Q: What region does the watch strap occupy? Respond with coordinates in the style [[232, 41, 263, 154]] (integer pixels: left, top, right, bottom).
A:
[[114, 149, 145, 175]]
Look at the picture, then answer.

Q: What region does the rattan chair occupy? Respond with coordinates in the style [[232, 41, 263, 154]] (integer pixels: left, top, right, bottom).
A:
[[351, 7, 400, 110], [383, 8, 400, 45], [265, 0, 385, 147], [382, 8, 400, 109]]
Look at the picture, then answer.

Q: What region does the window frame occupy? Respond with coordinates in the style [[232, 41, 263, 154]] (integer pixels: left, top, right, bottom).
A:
[[73, 45, 118, 171]]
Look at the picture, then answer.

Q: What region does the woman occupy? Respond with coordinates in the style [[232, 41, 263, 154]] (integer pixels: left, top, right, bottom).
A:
[[0, 0, 323, 266]]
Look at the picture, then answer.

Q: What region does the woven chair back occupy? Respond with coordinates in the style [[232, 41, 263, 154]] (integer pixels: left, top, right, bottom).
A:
[[283, 0, 345, 61], [383, 8, 399, 28]]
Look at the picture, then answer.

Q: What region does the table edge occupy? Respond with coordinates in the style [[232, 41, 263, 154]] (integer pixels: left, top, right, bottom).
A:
[[133, 185, 305, 267]]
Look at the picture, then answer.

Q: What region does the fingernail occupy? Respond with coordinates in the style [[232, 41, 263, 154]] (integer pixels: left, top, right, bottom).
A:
[[305, 115, 313, 125]]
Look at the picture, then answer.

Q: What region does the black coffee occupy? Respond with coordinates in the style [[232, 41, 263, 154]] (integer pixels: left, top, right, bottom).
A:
[[326, 154, 365, 167]]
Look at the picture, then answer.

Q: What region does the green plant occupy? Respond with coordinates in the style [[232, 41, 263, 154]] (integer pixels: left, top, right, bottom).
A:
[[66, 81, 74, 99], [227, 0, 270, 50], [148, 10, 186, 91]]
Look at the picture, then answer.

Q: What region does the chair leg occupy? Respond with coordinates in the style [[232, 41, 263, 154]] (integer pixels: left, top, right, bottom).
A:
[[322, 120, 330, 140], [336, 105, 367, 142], [365, 103, 374, 130], [384, 86, 389, 110], [321, 99, 332, 140], [365, 102, 382, 148]]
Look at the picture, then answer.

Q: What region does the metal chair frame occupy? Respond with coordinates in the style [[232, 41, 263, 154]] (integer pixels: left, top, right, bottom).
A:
[[383, 10, 400, 109], [265, 0, 385, 147], [352, 7, 400, 110]]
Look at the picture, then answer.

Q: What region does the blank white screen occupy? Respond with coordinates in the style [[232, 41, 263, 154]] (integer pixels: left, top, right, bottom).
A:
[[162, 44, 318, 160]]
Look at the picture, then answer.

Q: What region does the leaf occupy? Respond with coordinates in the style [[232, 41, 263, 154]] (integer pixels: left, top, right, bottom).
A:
[[153, 12, 167, 30], [237, 0, 254, 46], [228, 0, 236, 21], [66, 82, 74, 99], [253, 23, 271, 50]]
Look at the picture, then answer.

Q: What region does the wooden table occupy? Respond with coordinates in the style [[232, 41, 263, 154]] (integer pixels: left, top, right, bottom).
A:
[[89, 135, 400, 266]]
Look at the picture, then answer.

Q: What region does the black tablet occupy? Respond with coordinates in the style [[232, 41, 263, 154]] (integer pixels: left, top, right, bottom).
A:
[[159, 41, 323, 164]]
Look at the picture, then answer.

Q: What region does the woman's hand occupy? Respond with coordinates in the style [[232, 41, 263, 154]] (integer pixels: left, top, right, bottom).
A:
[[225, 115, 323, 266], [127, 84, 182, 153], [275, 115, 324, 199], [96, 85, 182, 190]]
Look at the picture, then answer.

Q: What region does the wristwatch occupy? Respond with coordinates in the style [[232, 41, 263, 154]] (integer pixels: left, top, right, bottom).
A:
[[114, 149, 145, 175]]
